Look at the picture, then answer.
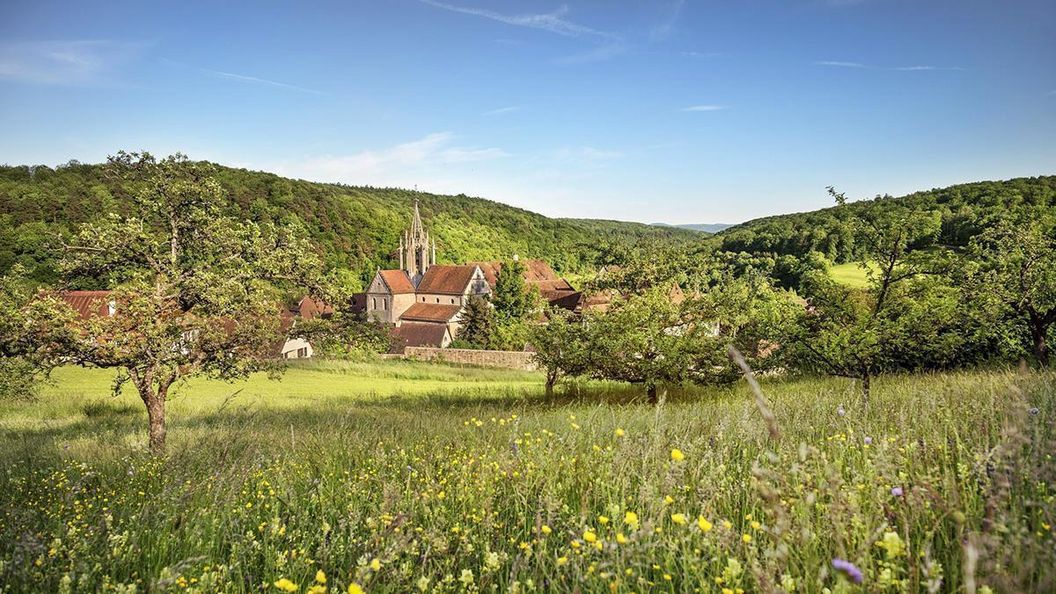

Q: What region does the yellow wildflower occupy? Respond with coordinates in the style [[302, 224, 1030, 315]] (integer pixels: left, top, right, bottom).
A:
[[670, 449, 685, 462], [616, 533, 628, 544], [370, 558, 382, 571], [315, 570, 327, 584], [347, 584, 364, 594], [583, 530, 598, 543], [615, 428, 626, 437], [624, 511, 639, 528], [671, 513, 687, 525], [274, 578, 298, 592], [697, 516, 713, 532], [541, 525, 552, 535], [557, 556, 569, 566], [598, 515, 609, 525], [741, 534, 752, 543]]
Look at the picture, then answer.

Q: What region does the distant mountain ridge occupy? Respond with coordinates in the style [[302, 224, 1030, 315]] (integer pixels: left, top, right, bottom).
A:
[[652, 222, 733, 234]]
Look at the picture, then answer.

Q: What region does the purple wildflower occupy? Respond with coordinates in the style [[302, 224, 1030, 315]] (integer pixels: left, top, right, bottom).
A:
[[832, 558, 864, 584], [891, 486, 904, 497], [837, 405, 846, 417], [863, 436, 873, 445]]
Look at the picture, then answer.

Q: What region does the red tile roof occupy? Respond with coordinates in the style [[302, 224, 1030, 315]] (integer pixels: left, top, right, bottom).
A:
[[470, 259, 575, 292], [297, 296, 334, 320], [389, 322, 451, 353], [59, 290, 113, 320], [416, 265, 480, 295], [379, 269, 416, 294], [400, 302, 462, 323]]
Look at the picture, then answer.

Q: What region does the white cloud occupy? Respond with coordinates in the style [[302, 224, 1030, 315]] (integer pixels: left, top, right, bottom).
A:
[[419, 0, 618, 40], [815, 60, 964, 71], [201, 68, 324, 95], [271, 133, 509, 187], [815, 60, 867, 68], [650, 0, 686, 43], [682, 104, 727, 112], [0, 40, 145, 85], [482, 105, 520, 116]]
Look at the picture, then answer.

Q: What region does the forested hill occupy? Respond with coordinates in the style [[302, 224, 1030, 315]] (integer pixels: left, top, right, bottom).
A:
[[0, 161, 698, 289], [714, 176, 1056, 263]]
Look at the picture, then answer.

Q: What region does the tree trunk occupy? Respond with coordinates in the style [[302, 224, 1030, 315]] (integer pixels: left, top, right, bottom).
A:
[[647, 384, 659, 405], [1030, 321, 1050, 367], [545, 371, 557, 398], [133, 368, 173, 455], [860, 372, 871, 407]]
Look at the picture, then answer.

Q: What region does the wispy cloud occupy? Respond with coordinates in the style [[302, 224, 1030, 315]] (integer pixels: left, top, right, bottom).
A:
[[815, 60, 964, 71], [201, 68, 324, 94], [482, 105, 520, 116], [419, 0, 618, 40], [650, 0, 686, 43], [0, 40, 145, 85], [273, 132, 509, 186], [682, 104, 728, 112]]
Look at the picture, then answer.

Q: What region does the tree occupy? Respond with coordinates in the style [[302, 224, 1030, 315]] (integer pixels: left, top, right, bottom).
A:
[[0, 265, 74, 400], [962, 214, 1056, 365], [529, 308, 590, 396], [491, 258, 537, 321], [456, 294, 495, 348], [786, 188, 948, 403], [54, 152, 321, 453]]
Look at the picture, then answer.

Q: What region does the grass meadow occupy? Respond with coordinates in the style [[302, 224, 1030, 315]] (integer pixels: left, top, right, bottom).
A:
[[0, 360, 1053, 593], [826, 263, 875, 289]]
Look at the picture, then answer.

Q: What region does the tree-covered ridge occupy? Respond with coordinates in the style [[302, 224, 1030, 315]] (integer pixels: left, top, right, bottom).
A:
[[0, 160, 699, 289], [715, 176, 1056, 262]]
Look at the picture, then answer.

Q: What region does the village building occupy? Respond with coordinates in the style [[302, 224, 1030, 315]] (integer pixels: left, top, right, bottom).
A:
[[365, 201, 582, 351]]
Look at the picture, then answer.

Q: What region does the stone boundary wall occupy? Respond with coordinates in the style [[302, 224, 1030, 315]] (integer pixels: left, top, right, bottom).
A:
[[403, 347, 538, 371]]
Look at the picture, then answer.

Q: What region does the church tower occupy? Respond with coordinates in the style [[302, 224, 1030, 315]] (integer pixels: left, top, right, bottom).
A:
[[399, 200, 434, 286]]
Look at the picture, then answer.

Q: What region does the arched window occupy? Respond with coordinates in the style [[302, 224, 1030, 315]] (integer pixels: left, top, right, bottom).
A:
[[371, 297, 376, 309]]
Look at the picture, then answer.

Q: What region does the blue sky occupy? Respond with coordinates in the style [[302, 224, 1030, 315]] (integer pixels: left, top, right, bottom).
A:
[[1, 0, 1053, 224]]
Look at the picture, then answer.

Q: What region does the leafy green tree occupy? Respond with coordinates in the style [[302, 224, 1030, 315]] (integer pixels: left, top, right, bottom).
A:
[[53, 152, 322, 453], [492, 258, 538, 321], [785, 189, 950, 403], [456, 295, 495, 348], [962, 214, 1056, 365], [529, 308, 590, 396], [0, 265, 74, 400]]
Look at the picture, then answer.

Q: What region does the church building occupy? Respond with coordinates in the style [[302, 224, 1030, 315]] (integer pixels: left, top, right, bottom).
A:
[[366, 201, 581, 352]]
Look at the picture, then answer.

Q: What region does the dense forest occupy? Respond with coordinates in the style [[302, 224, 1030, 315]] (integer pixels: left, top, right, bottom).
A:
[[714, 176, 1056, 263], [0, 160, 698, 290]]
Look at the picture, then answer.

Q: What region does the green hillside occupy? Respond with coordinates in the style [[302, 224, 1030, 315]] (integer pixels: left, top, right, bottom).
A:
[[0, 161, 699, 289], [715, 176, 1056, 262]]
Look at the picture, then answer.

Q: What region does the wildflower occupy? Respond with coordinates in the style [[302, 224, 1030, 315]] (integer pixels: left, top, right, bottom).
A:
[[741, 534, 752, 543], [598, 515, 609, 525], [780, 574, 796, 592], [722, 520, 733, 530], [583, 530, 598, 543], [370, 558, 382, 571], [750, 521, 761, 530], [879, 531, 904, 558], [624, 511, 639, 528], [347, 584, 364, 594], [671, 513, 687, 525], [616, 533, 628, 544], [664, 495, 675, 505], [274, 578, 299, 592], [831, 558, 864, 584], [615, 428, 626, 437], [557, 556, 568, 566], [864, 436, 873, 445], [837, 405, 846, 417], [416, 577, 430, 592], [316, 570, 327, 584], [484, 551, 500, 570], [891, 486, 904, 497], [670, 449, 685, 462], [458, 569, 474, 586], [541, 525, 552, 535], [697, 516, 713, 532]]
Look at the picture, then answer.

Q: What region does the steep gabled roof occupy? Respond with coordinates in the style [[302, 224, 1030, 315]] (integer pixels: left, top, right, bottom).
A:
[[378, 269, 416, 294], [59, 290, 113, 320], [389, 322, 451, 353], [400, 303, 462, 323], [470, 259, 575, 292], [297, 296, 334, 320], [416, 265, 480, 295]]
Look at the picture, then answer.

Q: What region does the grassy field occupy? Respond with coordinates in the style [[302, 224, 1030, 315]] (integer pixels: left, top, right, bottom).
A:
[[1, 360, 1053, 593], [827, 263, 875, 288]]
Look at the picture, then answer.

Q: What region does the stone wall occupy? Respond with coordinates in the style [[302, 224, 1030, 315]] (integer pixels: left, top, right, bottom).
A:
[[403, 347, 538, 371]]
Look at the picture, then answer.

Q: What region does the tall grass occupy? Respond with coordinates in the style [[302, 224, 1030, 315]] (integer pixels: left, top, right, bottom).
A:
[[0, 363, 1052, 593]]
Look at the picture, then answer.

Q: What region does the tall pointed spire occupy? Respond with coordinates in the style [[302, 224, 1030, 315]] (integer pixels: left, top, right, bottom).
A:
[[410, 199, 425, 240], [401, 199, 433, 285]]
